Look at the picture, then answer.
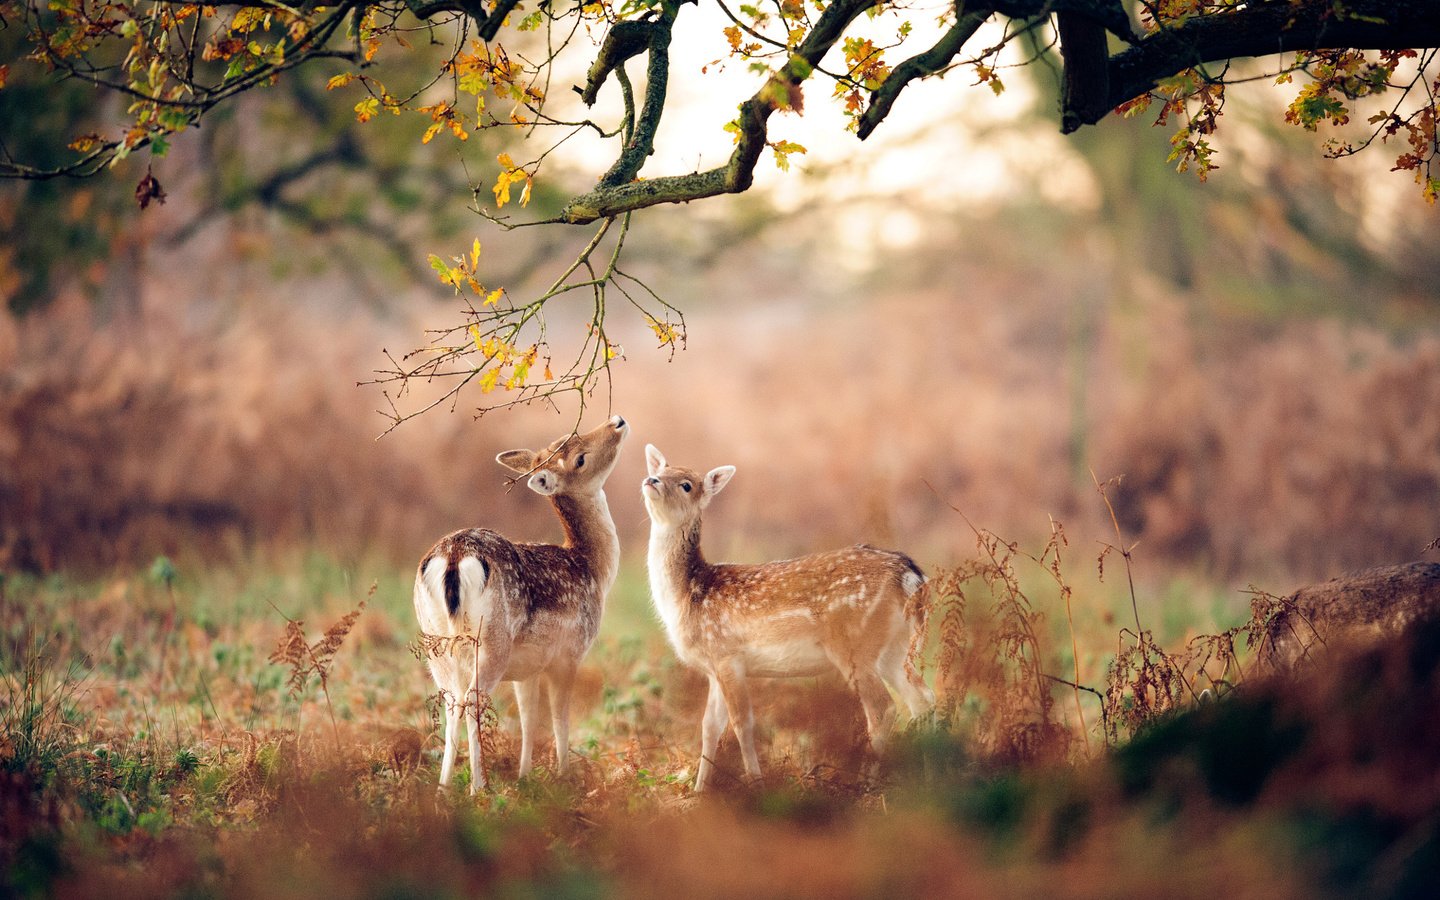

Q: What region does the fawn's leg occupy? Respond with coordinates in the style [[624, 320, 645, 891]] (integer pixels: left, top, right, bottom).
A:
[[695, 675, 731, 792], [714, 662, 761, 780]]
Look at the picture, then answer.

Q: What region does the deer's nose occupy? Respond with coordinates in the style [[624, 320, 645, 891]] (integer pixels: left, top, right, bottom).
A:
[[643, 476, 659, 487], [611, 414, 627, 430]]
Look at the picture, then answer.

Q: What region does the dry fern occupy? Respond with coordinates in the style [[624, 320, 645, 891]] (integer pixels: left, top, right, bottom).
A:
[[267, 585, 371, 747]]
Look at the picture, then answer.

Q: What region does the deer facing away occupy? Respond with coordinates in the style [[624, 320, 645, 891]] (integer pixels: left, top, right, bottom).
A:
[[641, 444, 934, 791], [413, 415, 629, 793]]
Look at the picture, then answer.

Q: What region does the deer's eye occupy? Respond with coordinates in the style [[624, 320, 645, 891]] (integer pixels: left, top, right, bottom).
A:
[[575, 453, 586, 469], [680, 482, 692, 493]]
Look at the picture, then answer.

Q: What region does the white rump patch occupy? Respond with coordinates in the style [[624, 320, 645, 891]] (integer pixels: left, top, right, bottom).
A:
[[458, 556, 492, 623], [901, 570, 925, 596], [422, 557, 448, 609]]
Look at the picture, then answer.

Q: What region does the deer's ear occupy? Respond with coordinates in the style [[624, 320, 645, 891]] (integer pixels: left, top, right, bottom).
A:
[[527, 469, 559, 496], [645, 444, 667, 477], [497, 449, 537, 474], [701, 466, 736, 505]]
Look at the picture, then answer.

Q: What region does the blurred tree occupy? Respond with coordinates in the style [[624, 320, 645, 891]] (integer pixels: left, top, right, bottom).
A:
[[1, 0, 1437, 422]]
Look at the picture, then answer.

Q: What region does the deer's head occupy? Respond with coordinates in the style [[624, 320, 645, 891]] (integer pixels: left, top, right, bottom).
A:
[[498, 415, 630, 497], [640, 444, 734, 528]]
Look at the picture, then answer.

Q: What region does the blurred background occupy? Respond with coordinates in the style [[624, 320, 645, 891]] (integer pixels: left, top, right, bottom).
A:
[[2, 15, 1438, 599]]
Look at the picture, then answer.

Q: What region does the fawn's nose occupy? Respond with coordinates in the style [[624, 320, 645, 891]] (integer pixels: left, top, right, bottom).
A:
[[611, 414, 627, 431], [643, 476, 660, 487]]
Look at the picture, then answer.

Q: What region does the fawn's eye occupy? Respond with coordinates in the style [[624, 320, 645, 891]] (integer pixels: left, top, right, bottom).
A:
[[575, 454, 586, 469], [680, 482, 692, 493]]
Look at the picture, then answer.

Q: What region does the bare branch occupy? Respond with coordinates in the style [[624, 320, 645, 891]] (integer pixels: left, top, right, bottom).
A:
[[577, 19, 657, 106], [598, 15, 676, 188]]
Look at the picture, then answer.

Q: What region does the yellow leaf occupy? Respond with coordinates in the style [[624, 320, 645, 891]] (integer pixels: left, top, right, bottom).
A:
[[354, 97, 379, 123], [485, 288, 503, 306], [326, 73, 354, 90], [520, 177, 533, 207], [231, 7, 268, 31], [492, 172, 511, 207], [497, 152, 515, 169], [478, 368, 500, 393], [469, 324, 482, 350], [470, 238, 482, 269], [421, 122, 442, 144]]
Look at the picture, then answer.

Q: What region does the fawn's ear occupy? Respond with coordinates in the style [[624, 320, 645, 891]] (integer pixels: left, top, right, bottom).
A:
[[527, 469, 559, 496], [701, 466, 736, 505], [645, 444, 667, 477], [496, 449, 537, 474]]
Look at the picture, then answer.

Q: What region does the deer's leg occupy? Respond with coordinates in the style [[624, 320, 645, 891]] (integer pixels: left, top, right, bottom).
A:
[[513, 677, 543, 779], [854, 668, 897, 758], [439, 701, 462, 788], [465, 647, 509, 795], [826, 645, 897, 760], [714, 662, 761, 781], [431, 658, 462, 789], [879, 639, 935, 719], [695, 674, 730, 792], [544, 660, 578, 775]]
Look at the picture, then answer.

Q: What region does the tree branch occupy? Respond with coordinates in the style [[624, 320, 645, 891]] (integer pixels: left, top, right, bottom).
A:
[[597, 15, 675, 188], [403, 0, 519, 39], [559, 0, 881, 223], [577, 19, 658, 106], [1057, 11, 1112, 134], [989, 0, 1135, 42], [1089, 0, 1440, 128], [857, 10, 989, 140]]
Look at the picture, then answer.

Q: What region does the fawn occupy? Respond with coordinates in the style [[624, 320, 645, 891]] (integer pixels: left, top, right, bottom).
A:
[[641, 444, 934, 791], [413, 415, 629, 793]]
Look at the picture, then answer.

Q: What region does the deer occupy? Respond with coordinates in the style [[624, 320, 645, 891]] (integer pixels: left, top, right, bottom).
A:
[[413, 414, 629, 793], [640, 443, 934, 791], [1255, 561, 1440, 674]]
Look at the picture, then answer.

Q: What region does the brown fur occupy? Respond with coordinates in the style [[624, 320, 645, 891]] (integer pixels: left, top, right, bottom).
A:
[[642, 445, 933, 791], [1257, 561, 1440, 674], [413, 416, 628, 792]]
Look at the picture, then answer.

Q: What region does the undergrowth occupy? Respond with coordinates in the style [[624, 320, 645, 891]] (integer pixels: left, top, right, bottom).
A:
[[0, 517, 1435, 897]]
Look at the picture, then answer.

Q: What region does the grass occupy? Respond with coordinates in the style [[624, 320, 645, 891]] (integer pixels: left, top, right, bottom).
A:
[[4, 530, 1437, 898]]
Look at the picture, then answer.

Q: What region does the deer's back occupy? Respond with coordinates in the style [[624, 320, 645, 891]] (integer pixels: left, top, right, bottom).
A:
[[416, 529, 604, 646], [695, 545, 918, 614], [1258, 561, 1440, 673], [664, 545, 923, 676]]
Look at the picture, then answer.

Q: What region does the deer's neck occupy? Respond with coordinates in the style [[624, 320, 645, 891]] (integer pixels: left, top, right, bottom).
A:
[[552, 491, 620, 592], [647, 517, 709, 644]]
